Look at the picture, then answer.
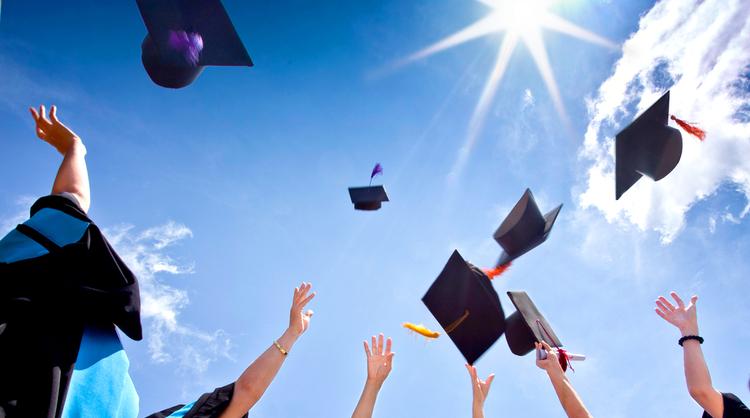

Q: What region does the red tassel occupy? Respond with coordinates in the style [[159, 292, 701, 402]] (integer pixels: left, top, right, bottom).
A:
[[557, 348, 574, 373], [484, 261, 512, 280], [671, 115, 706, 141]]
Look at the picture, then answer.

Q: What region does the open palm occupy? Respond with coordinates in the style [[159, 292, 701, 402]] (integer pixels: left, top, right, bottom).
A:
[[655, 292, 699, 334], [289, 282, 315, 336], [364, 333, 394, 385]]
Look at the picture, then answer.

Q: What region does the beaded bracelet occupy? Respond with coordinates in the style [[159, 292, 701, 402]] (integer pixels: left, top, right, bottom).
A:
[[678, 335, 704, 346]]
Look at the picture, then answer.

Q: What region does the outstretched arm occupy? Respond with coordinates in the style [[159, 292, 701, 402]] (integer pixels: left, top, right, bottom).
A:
[[30, 105, 90, 213], [466, 364, 494, 418], [536, 342, 592, 418], [655, 292, 723, 418], [218, 282, 316, 418], [351, 333, 394, 418]]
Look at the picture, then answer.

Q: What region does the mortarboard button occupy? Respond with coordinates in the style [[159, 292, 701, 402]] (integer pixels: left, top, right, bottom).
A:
[[422, 250, 506, 364], [136, 0, 253, 89], [493, 189, 562, 267]]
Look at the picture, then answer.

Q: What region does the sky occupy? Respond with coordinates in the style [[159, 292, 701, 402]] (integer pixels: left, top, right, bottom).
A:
[[1, 0, 749, 417]]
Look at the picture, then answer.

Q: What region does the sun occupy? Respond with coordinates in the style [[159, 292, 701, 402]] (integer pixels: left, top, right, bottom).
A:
[[400, 0, 617, 180]]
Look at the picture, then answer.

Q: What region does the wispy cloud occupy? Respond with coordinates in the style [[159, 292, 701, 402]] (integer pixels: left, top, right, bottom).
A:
[[577, 0, 750, 243], [104, 222, 233, 374]]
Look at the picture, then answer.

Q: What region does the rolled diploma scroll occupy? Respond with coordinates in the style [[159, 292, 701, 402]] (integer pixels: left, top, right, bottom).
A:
[[537, 347, 586, 361]]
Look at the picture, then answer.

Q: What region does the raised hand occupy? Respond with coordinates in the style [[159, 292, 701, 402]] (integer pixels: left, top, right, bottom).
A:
[[363, 333, 394, 386], [535, 341, 564, 376], [29, 105, 82, 155], [466, 364, 494, 408], [654, 291, 699, 335], [289, 282, 315, 336]]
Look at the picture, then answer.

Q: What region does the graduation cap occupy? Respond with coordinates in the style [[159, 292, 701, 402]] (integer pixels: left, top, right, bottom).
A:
[[421, 250, 506, 364], [136, 0, 253, 89], [493, 189, 562, 268], [349, 164, 389, 211], [505, 291, 584, 371], [615, 90, 706, 200]]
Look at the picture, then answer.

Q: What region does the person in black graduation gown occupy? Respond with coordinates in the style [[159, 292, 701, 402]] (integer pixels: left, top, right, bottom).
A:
[[0, 105, 142, 418], [655, 292, 750, 418]]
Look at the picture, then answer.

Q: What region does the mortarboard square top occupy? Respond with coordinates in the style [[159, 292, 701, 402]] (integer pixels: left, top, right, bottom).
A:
[[615, 90, 683, 200], [494, 189, 562, 266], [137, 0, 253, 88], [348, 186, 389, 211], [505, 291, 562, 356], [422, 250, 506, 364]]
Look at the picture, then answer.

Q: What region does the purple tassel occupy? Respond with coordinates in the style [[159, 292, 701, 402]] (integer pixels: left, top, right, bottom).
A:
[[370, 163, 383, 179], [168, 30, 204, 66]]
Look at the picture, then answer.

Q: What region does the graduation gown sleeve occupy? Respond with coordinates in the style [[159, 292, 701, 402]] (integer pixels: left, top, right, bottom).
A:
[[702, 393, 750, 418], [146, 383, 248, 418]]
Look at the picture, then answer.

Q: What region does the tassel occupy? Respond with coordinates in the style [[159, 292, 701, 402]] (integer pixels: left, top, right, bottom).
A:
[[557, 348, 574, 373], [671, 115, 706, 141], [484, 261, 511, 280]]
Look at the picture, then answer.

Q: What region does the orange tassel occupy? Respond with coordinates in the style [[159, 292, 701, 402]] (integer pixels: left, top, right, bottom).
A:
[[671, 115, 706, 141], [484, 262, 511, 280]]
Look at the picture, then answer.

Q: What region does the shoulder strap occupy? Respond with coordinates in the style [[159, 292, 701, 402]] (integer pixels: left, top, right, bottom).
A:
[[15, 224, 62, 253]]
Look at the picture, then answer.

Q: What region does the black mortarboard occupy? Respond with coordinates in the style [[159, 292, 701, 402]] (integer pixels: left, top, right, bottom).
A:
[[494, 189, 562, 266], [504, 291, 561, 356], [348, 186, 389, 211], [422, 250, 506, 364], [136, 0, 253, 89], [615, 91, 683, 200]]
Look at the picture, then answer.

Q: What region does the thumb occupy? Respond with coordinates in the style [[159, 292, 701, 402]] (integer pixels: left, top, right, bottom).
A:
[[690, 295, 698, 305], [485, 374, 495, 390]]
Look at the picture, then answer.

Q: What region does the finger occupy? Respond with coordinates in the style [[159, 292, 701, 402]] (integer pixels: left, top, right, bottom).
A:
[[29, 107, 39, 121], [36, 128, 46, 139], [49, 105, 59, 123], [371, 335, 377, 354], [363, 341, 371, 358], [305, 309, 314, 318], [378, 333, 384, 355], [466, 364, 477, 381], [39, 105, 49, 123], [299, 291, 316, 309], [541, 341, 553, 352], [485, 374, 495, 390], [385, 337, 392, 355], [690, 295, 698, 306], [671, 292, 686, 310], [655, 308, 669, 321], [656, 300, 673, 314], [386, 352, 394, 368], [658, 296, 676, 312]]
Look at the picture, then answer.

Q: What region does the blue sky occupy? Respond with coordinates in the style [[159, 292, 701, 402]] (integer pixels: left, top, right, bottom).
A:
[[1, 0, 749, 417]]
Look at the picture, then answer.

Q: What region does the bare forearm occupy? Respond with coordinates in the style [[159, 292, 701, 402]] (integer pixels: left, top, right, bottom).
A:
[[52, 140, 90, 212], [220, 329, 298, 417], [352, 380, 382, 418], [548, 372, 592, 418], [680, 329, 722, 415]]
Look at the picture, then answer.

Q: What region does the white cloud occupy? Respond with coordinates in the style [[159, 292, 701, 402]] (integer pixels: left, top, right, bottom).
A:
[[0, 195, 36, 236], [577, 0, 750, 243], [105, 223, 232, 373]]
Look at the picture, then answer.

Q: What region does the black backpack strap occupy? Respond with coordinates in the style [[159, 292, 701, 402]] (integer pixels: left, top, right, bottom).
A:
[[15, 224, 61, 253]]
